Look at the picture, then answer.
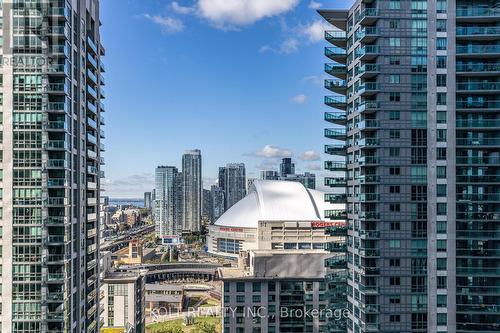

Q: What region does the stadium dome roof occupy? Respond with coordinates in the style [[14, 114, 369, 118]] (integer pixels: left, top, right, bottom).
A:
[[214, 180, 342, 228]]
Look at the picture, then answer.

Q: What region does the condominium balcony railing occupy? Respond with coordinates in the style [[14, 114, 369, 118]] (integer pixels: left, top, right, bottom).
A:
[[355, 101, 380, 113], [325, 128, 347, 140], [325, 79, 347, 94], [324, 161, 347, 171], [357, 193, 380, 201], [456, 138, 500, 146], [358, 175, 380, 183], [43, 102, 69, 113], [358, 230, 380, 239], [358, 120, 379, 130], [355, 8, 380, 25], [325, 193, 347, 203], [325, 63, 347, 79], [325, 209, 347, 219], [456, 175, 500, 183], [456, 119, 500, 128], [325, 111, 347, 125], [44, 140, 69, 150], [456, 7, 500, 18], [355, 45, 379, 60], [456, 100, 500, 109], [456, 82, 500, 92], [325, 30, 347, 48], [325, 96, 347, 110], [325, 46, 347, 63], [456, 156, 500, 165], [358, 156, 379, 165], [355, 27, 380, 43], [45, 159, 69, 168], [357, 82, 379, 95], [457, 26, 500, 37], [325, 177, 347, 187], [325, 144, 347, 156], [456, 63, 500, 73], [457, 193, 500, 201], [456, 45, 500, 55], [44, 121, 68, 131], [87, 36, 98, 55], [357, 138, 380, 147], [355, 63, 379, 78]]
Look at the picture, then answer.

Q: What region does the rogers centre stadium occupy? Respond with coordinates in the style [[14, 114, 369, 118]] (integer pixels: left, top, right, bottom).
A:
[[207, 180, 346, 258]]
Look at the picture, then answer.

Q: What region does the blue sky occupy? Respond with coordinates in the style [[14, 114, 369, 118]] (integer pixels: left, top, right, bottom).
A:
[[101, 0, 351, 197]]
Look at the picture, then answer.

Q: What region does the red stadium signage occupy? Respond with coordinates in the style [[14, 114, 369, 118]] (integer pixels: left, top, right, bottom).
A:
[[219, 227, 244, 233], [311, 221, 346, 228]]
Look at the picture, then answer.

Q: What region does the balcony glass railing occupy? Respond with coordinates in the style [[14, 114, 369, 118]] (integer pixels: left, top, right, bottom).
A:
[[325, 144, 346, 155], [358, 82, 379, 93], [325, 79, 347, 90], [456, 82, 500, 90], [457, 26, 500, 36], [355, 45, 379, 58], [325, 30, 346, 40], [325, 112, 347, 122], [356, 63, 379, 75], [358, 156, 379, 165], [325, 96, 347, 106], [325, 46, 347, 57], [456, 7, 500, 17], [456, 119, 500, 127], [356, 8, 380, 22], [457, 45, 500, 54], [325, 63, 346, 74], [457, 100, 500, 109], [325, 128, 347, 138], [456, 63, 500, 72], [456, 138, 500, 145], [355, 27, 380, 40], [456, 156, 500, 164], [358, 120, 379, 129]]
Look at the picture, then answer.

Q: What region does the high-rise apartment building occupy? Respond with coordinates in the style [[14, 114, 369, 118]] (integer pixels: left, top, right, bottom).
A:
[[320, 2, 499, 333], [261, 158, 317, 189], [143, 191, 152, 210], [182, 149, 202, 233], [155, 166, 182, 241], [260, 170, 279, 180], [210, 185, 225, 222], [0, 1, 106, 332], [202, 188, 212, 220], [280, 157, 295, 176], [219, 163, 246, 210]]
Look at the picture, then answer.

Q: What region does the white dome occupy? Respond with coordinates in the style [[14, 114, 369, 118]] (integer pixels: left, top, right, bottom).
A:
[[214, 180, 343, 228]]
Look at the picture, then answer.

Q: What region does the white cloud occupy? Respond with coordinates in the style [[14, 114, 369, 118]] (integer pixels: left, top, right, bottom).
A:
[[198, 0, 299, 28], [249, 145, 293, 158], [306, 163, 322, 171], [299, 150, 321, 161], [301, 75, 324, 85], [260, 37, 299, 54], [291, 94, 307, 104], [308, 1, 322, 9], [171, 1, 195, 14], [143, 14, 185, 33], [105, 173, 154, 198], [300, 19, 332, 42]]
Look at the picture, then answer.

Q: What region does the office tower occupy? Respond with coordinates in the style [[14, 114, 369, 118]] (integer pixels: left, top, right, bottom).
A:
[[219, 163, 247, 210], [0, 1, 105, 332], [320, 2, 500, 333], [203, 188, 213, 220], [260, 170, 279, 180], [280, 157, 295, 176], [155, 166, 180, 241], [283, 171, 317, 189], [143, 191, 152, 210], [173, 172, 183, 235], [182, 149, 202, 233], [210, 185, 225, 222]]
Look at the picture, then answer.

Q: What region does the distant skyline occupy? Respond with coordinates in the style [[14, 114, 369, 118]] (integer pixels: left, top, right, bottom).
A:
[[101, 0, 352, 197]]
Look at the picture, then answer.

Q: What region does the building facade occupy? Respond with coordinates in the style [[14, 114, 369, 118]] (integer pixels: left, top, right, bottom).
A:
[[220, 163, 247, 210], [155, 166, 181, 241], [210, 185, 225, 223], [280, 157, 295, 177], [182, 149, 202, 233], [260, 158, 317, 189], [320, 2, 499, 333], [0, 0, 105, 332], [143, 191, 152, 210]]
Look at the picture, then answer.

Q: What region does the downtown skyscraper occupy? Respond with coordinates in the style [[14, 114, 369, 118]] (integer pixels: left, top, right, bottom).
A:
[[0, 0, 105, 332], [155, 166, 182, 241], [218, 163, 246, 210], [320, 1, 499, 333], [182, 149, 202, 233]]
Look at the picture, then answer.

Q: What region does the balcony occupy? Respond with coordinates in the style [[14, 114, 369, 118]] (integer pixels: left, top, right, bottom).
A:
[[325, 128, 347, 140], [87, 36, 98, 55], [325, 96, 347, 110], [325, 30, 347, 48], [44, 83, 68, 95], [325, 112, 347, 125], [456, 82, 500, 93], [358, 230, 380, 239], [358, 193, 380, 201], [456, 156, 500, 165], [356, 101, 380, 113], [456, 45, 500, 57], [325, 63, 347, 79], [47, 178, 69, 187], [358, 156, 379, 166], [357, 138, 380, 147], [356, 8, 380, 25], [325, 46, 347, 63], [358, 211, 380, 220], [325, 161, 347, 171], [87, 53, 98, 69], [356, 27, 380, 43], [456, 119, 500, 128], [355, 45, 379, 61], [325, 193, 347, 203], [456, 138, 500, 146], [456, 26, 500, 40], [325, 177, 347, 187], [325, 144, 347, 156], [456, 63, 500, 75], [456, 7, 500, 21], [456, 100, 500, 110], [44, 102, 69, 113], [358, 248, 380, 258], [46, 159, 68, 168], [358, 175, 380, 184], [44, 121, 68, 131], [457, 193, 500, 202], [358, 82, 380, 96], [325, 209, 347, 220], [45, 6, 70, 20], [44, 140, 68, 150], [356, 63, 379, 78], [49, 43, 69, 57], [358, 120, 379, 130], [325, 79, 347, 94], [44, 63, 69, 75]]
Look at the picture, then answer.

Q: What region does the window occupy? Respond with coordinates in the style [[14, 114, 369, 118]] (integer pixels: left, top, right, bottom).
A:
[[389, 0, 401, 9], [389, 240, 401, 248], [390, 38, 401, 47], [390, 185, 400, 193], [390, 167, 401, 175], [390, 20, 400, 29], [390, 315, 401, 322], [437, 0, 447, 13], [390, 277, 401, 285], [252, 295, 261, 303], [437, 111, 447, 124], [437, 74, 446, 87], [437, 166, 446, 178], [437, 313, 447, 325], [437, 221, 447, 234], [390, 129, 401, 139], [437, 240, 447, 252], [436, 19, 447, 32], [390, 222, 400, 230], [437, 93, 447, 105], [390, 147, 400, 157], [437, 148, 447, 160], [437, 56, 447, 68], [252, 282, 261, 292], [437, 203, 447, 215], [437, 129, 447, 142], [389, 259, 400, 267], [437, 184, 447, 197], [390, 204, 401, 212], [437, 295, 447, 307], [437, 258, 447, 270], [236, 282, 245, 292], [390, 296, 401, 304], [390, 74, 400, 84], [390, 111, 400, 120], [437, 38, 447, 50], [389, 56, 401, 65], [390, 92, 401, 102], [437, 276, 447, 288]]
